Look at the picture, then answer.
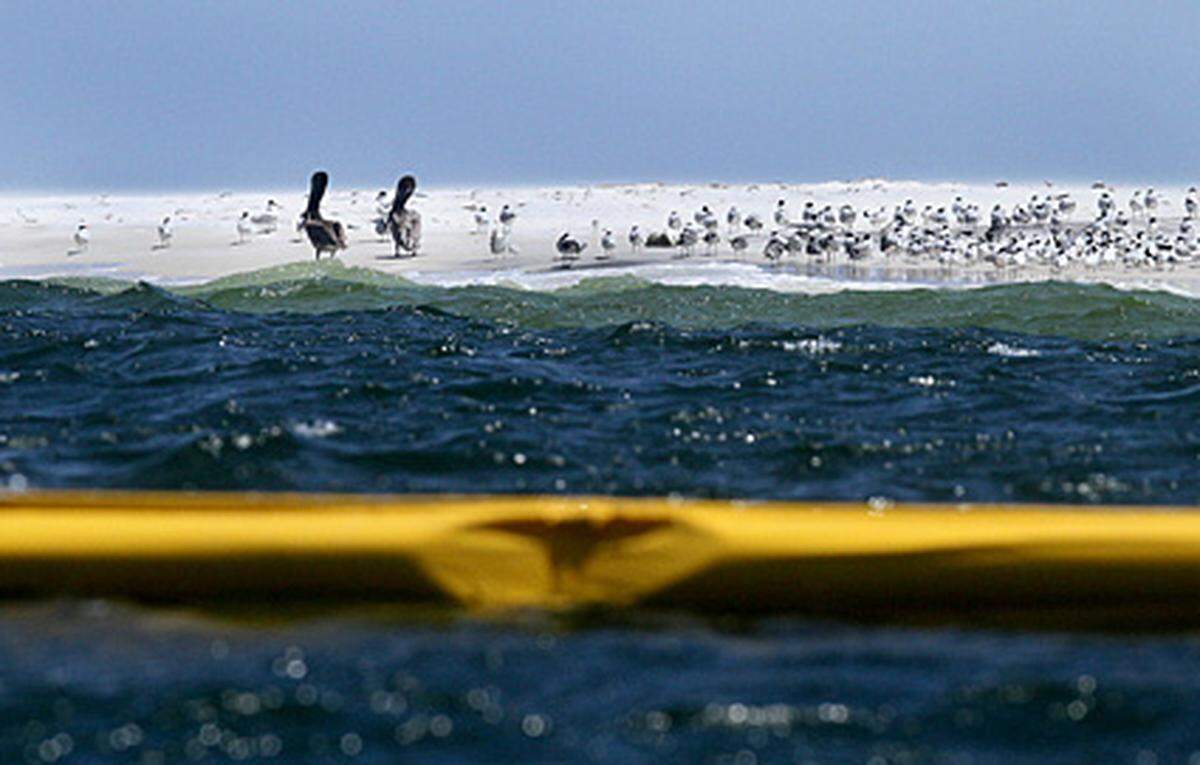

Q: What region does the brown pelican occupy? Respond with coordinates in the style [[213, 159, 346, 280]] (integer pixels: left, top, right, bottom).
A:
[[386, 175, 421, 258], [300, 171, 347, 260]]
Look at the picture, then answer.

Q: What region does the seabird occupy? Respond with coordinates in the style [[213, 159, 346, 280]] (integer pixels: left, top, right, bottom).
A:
[[729, 234, 749, 257], [555, 232, 586, 264], [1129, 191, 1144, 218], [599, 229, 617, 260], [802, 201, 818, 224], [744, 213, 764, 233], [774, 200, 789, 226], [726, 205, 741, 233], [763, 231, 786, 261], [156, 216, 173, 249], [499, 204, 517, 229], [489, 225, 517, 257], [250, 200, 282, 233], [676, 225, 699, 257], [386, 175, 422, 258], [373, 191, 390, 236], [667, 211, 682, 231], [628, 225, 643, 254], [838, 204, 856, 228], [299, 171, 348, 260], [236, 212, 252, 244], [473, 206, 490, 235], [71, 223, 90, 254]]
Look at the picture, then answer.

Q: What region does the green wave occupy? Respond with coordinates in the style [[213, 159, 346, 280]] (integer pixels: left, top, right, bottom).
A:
[[17, 261, 1200, 341]]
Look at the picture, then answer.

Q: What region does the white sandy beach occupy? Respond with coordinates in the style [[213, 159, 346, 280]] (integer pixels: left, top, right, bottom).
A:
[[2, 179, 1198, 295]]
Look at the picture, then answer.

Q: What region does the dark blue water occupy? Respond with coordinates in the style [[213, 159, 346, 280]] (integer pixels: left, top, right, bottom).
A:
[[2, 267, 1200, 762]]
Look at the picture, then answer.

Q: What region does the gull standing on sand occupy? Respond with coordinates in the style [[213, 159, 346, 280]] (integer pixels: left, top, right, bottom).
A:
[[372, 191, 390, 237], [729, 234, 749, 257], [156, 216, 173, 249], [774, 200, 789, 226], [489, 225, 517, 257], [299, 171, 348, 260], [727, 205, 741, 233], [70, 223, 90, 254], [667, 211, 682, 231], [499, 204, 517, 231], [763, 231, 786, 261], [599, 229, 617, 260], [386, 175, 422, 258], [473, 206, 489, 235], [628, 225, 643, 254], [744, 213, 763, 234], [251, 200, 282, 234], [838, 204, 856, 229], [677, 225, 699, 257], [236, 212, 252, 244]]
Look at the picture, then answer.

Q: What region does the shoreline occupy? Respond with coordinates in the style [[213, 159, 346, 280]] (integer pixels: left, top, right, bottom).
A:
[[2, 179, 1198, 296]]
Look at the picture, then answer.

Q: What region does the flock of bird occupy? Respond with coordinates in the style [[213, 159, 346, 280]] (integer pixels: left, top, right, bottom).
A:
[[65, 171, 423, 260], [52, 178, 1200, 274], [549, 186, 1200, 272]]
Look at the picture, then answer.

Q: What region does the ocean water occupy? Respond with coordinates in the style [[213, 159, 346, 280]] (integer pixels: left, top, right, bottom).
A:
[[2, 262, 1200, 763]]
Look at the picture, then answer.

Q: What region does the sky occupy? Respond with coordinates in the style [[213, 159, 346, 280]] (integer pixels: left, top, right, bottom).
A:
[[2, 1, 1198, 191]]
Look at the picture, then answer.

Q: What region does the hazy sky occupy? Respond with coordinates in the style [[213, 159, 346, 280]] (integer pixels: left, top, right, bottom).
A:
[[2, 1, 1198, 190]]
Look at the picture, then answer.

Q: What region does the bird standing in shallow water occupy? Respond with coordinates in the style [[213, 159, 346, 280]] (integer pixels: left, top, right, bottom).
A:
[[386, 175, 422, 258], [299, 171, 348, 260]]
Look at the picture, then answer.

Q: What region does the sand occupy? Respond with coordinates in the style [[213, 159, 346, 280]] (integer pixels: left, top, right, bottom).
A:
[[1, 179, 1197, 295]]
